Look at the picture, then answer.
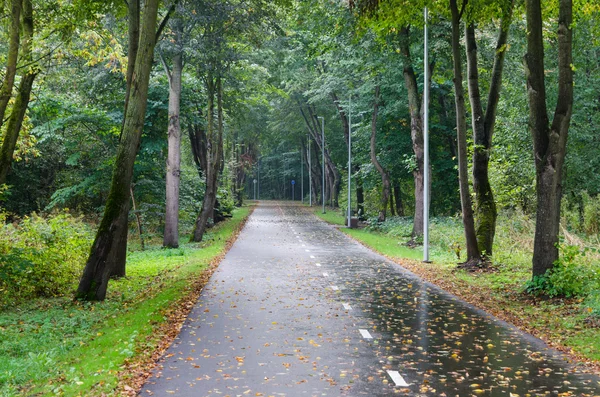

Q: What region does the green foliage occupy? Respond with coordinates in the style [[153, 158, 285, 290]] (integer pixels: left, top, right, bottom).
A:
[[585, 290, 600, 318], [0, 212, 92, 307], [562, 192, 600, 237], [525, 244, 599, 298]]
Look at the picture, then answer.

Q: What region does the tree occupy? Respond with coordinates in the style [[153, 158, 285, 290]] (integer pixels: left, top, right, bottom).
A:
[[76, 0, 162, 301], [369, 85, 391, 222], [525, 0, 573, 277], [161, 16, 184, 248], [464, 1, 513, 257], [449, 0, 480, 264]]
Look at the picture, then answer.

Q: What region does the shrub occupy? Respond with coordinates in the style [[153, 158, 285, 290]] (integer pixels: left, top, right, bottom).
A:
[[525, 244, 598, 298], [0, 212, 93, 307]]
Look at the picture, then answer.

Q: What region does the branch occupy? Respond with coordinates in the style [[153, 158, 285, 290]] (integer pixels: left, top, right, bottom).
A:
[[158, 49, 172, 84], [156, 1, 178, 42]]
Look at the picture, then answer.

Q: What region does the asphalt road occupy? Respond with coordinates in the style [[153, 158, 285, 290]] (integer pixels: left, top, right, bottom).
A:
[[140, 201, 600, 397]]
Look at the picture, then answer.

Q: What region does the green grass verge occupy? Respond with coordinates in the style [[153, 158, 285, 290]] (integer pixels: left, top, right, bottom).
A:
[[0, 207, 251, 397], [313, 207, 600, 367]]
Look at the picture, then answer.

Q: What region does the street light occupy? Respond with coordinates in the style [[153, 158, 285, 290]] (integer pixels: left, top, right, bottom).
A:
[[253, 178, 257, 200], [347, 96, 352, 228], [318, 116, 325, 214], [301, 151, 304, 204], [308, 135, 312, 206], [423, 7, 431, 263]]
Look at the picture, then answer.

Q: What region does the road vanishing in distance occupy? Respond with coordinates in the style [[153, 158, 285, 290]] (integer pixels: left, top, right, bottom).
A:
[[141, 201, 600, 397]]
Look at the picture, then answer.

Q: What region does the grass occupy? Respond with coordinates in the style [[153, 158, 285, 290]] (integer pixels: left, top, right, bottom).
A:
[[314, 206, 600, 369], [0, 206, 251, 396]]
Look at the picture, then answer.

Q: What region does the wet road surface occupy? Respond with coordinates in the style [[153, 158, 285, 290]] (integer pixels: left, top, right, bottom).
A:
[[140, 201, 600, 396]]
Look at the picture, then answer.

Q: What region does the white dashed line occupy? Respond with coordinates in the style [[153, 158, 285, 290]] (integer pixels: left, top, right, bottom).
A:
[[330, 285, 339, 291], [359, 329, 372, 339], [342, 303, 352, 310], [387, 370, 410, 387]]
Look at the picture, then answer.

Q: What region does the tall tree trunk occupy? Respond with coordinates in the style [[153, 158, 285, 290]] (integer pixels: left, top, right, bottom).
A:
[[525, 0, 573, 277], [109, 0, 142, 278], [163, 25, 183, 248], [122, 0, 140, 129], [465, 5, 512, 256], [369, 85, 390, 222], [393, 183, 404, 216], [76, 0, 160, 301], [309, 139, 321, 205], [297, 101, 341, 207], [390, 194, 396, 217], [0, 0, 36, 186], [0, 0, 21, 132], [192, 75, 224, 242], [399, 27, 432, 241], [356, 173, 365, 217], [450, 0, 480, 263]]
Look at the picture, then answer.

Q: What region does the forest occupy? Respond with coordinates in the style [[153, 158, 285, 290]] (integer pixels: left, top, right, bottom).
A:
[[1, 0, 600, 394]]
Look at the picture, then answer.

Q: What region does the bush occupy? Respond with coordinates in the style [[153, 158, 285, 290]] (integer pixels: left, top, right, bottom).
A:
[[525, 244, 598, 298], [0, 212, 92, 307]]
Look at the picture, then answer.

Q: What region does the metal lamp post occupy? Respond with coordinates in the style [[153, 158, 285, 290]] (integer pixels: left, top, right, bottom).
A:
[[423, 7, 431, 263], [253, 178, 257, 200], [301, 151, 304, 204], [318, 116, 325, 214], [308, 135, 312, 206], [347, 96, 352, 228]]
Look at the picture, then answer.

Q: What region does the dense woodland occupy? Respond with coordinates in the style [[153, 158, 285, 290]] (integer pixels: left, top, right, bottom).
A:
[[0, 0, 599, 304]]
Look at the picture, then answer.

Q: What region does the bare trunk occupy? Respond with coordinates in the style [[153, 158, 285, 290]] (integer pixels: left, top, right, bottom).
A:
[[76, 0, 159, 301], [356, 173, 365, 218], [525, 0, 573, 277], [399, 27, 431, 240], [369, 85, 390, 222], [393, 183, 404, 216], [450, 0, 480, 263], [163, 32, 183, 248], [131, 186, 145, 250], [192, 75, 224, 242], [122, 0, 140, 131], [465, 5, 512, 256]]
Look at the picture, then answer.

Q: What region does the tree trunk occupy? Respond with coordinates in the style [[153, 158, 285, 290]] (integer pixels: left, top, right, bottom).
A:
[[309, 139, 321, 205], [369, 85, 390, 222], [131, 186, 145, 250], [122, 0, 140, 131], [525, 0, 573, 277], [192, 75, 224, 242], [399, 27, 431, 241], [0, 0, 35, 186], [297, 101, 341, 207], [390, 193, 396, 217], [0, 0, 21, 132], [393, 183, 404, 216], [465, 5, 512, 256], [76, 0, 160, 301], [356, 173, 365, 218], [109, 0, 142, 279], [163, 28, 183, 248], [450, 0, 481, 263]]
